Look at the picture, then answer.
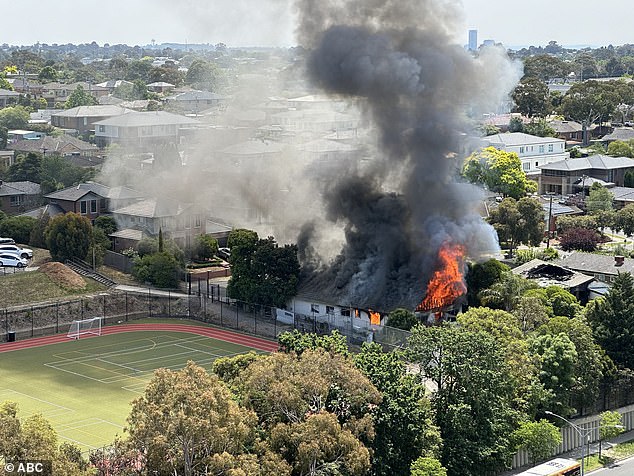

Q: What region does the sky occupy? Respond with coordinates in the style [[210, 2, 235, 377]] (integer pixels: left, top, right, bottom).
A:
[[1, 0, 632, 49]]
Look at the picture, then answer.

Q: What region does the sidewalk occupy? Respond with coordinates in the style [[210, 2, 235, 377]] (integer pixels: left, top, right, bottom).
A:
[[500, 430, 634, 475]]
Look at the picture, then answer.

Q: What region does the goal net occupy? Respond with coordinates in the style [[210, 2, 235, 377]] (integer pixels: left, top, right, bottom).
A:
[[67, 317, 102, 339]]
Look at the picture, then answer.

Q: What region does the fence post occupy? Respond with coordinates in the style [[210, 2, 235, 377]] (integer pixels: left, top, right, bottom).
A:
[[236, 302, 239, 330], [203, 293, 207, 321], [125, 292, 129, 322], [254, 305, 257, 335], [148, 288, 151, 318], [31, 306, 34, 337], [56, 302, 59, 333], [220, 299, 223, 326], [81, 298, 84, 319], [168, 290, 171, 317], [102, 294, 106, 321]]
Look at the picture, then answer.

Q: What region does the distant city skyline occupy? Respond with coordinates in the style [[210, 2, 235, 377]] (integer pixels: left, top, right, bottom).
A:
[[1, 0, 632, 49]]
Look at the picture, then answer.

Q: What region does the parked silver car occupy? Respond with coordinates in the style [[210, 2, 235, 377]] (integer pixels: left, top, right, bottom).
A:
[[0, 253, 28, 268], [0, 244, 33, 259]]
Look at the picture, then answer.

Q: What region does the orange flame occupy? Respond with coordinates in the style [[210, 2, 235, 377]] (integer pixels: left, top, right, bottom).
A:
[[369, 310, 381, 326], [417, 242, 467, 312]]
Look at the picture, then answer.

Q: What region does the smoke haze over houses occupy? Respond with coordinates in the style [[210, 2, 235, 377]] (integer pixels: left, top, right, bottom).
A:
[[292, 0, 521, 311]]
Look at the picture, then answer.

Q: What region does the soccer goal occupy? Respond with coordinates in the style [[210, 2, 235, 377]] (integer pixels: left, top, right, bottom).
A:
[[67, 317, 102, 339]]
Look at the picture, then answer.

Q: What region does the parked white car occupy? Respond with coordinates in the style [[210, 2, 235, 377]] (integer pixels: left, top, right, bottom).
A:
[[0, 253, 28, 268], [0, 244, 33, 259], [0, 237, 15, 245]]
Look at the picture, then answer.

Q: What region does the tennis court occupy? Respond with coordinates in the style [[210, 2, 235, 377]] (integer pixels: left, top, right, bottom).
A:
[[0, 322, 276, 451]]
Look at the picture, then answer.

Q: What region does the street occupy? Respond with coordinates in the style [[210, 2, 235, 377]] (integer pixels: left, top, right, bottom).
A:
[[591, 455, 634, 475]]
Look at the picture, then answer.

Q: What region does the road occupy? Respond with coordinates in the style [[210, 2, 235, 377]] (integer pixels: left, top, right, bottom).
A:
[[591, 455, 634, 475]]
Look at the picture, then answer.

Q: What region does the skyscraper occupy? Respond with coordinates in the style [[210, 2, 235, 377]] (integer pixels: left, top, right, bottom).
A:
[[468, 29, 477, 51]]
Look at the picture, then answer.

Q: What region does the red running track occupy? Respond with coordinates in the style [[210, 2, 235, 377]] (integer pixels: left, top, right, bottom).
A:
[[0, 323, 279, 354]]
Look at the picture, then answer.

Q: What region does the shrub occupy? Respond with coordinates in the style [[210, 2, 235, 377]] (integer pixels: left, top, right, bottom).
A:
[[559, 227, 601, 252]]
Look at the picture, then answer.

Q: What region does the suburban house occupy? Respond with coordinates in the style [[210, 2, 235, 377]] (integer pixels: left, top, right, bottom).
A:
[[602, 127, 634, 143], [270, 109, 360, 136], [484, 132, 569, 176], [41, 82, 109, 107], [549, 120, 584, 145], [147, 82, 175, 94], [0, 181, 41, 215], [537, 154, 634, 195], [0, 150, 14, 170], [8, 135, 99, 159], [511, 258, 594, 303], [95, 79, 133, 93], [0, 88, 20, 108], [93, 111, 200, 148], [43, 182, 143, 221], [51, 105, 132, 136], [7, 130, 46, 143], [556, 251, 634, 286], [110, 197, 207, 250], [165, 90, 225, 114]]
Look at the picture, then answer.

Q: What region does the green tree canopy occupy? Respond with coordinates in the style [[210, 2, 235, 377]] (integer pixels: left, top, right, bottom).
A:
[[512, 77, 550, 118], [587, 183, 614, 214], [523, 55, 569, 82], [407, 326, 520, 475], [465, 259, 510, 306], [64, 85, 98, 109], [132, 251, 182, 288], [462, 147, 537, 199], [607, 140, 634, 158], [488, 197, 544, 257], [45, 212, 92, 262], [615, 203, 634, 237], [227, 229, 300, 307], [586, 272, 634, 369], [193, 234, 218, 260], [0, 105, 30, 130], [410, 456, 448, 476], [0, 216, 36, 245], [511, 419, 562, 466], [386, 307, 420, 330], [125, 361, 289, 476], [185, 59, 220, 91]]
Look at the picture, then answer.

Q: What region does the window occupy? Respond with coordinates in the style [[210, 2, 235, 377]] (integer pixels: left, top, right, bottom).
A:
[[535, 161, 539, 167], [548, 143, 554, 152], [311, 304, 320, 313], [523, 162, 531, 171], [519, 146, 525, 154], [194, 215, 201, 228], [80, 201, 87, 214], [98, 125, 105, 133], [90, 200, 97, 213], [539, 145, 545, 153], [326, 306, 335, 315], [10, 196, 22, 207]]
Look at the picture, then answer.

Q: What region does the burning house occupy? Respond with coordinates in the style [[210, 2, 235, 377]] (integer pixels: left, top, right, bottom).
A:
[[291, 0, 521, 315]]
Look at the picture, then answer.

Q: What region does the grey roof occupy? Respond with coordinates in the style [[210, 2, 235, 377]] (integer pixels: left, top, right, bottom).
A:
[[556, 251, 634, 276], [147, 82, 175, 87], [96, 79, 133, 89], [110, 228, 144, 240], [18, 203, 65, 219], [0, 88, 20, 97], [167, 90, 225, 101], [112, 198, 189, 218], [45, 182, 111, 201], [539, 154, 634, 171], [602, 128, 634, 142], [485, 132, 564, 146], [549, 120, 583, 133], [52, 105, 132, 118], [0, 181, 41, 197], [93, 111, 199, 127], [512, 258, 595, 289], [609, 186, 634, 203], [7, 135, 97, 153]]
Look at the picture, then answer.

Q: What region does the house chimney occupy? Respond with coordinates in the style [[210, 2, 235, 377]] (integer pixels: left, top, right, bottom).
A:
[[615, 256, 625, 267]]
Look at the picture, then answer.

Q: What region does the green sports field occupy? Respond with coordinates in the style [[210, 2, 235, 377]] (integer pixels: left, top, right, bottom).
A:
[[0, 325, 272, 452]]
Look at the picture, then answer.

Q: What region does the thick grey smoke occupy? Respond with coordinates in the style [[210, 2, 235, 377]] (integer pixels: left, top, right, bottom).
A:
[[294, 0, 521, 311]]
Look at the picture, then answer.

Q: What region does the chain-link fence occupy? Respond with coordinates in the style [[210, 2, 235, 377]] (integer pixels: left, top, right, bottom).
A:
[[2, 285, 411, 351]]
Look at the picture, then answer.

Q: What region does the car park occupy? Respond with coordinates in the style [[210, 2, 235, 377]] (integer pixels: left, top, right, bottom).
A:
[[0, 253, 28, 268], [0, 244, 33, 259]]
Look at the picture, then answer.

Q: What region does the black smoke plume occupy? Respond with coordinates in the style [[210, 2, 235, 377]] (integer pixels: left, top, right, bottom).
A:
[[294, 0, 520, 311]]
